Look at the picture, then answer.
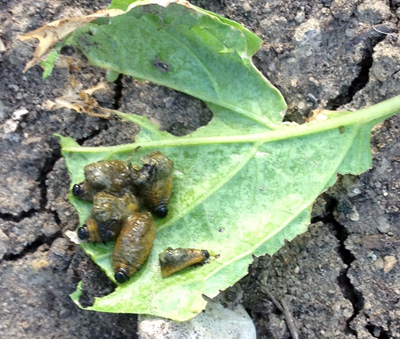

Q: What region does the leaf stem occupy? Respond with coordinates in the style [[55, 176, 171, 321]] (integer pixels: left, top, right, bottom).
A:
[[62, 94, 400, 153]]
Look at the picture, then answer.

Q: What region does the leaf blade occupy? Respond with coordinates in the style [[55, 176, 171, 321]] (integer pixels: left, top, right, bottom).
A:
[[68, 3, 286, 127], [61, 93, 400, 320]]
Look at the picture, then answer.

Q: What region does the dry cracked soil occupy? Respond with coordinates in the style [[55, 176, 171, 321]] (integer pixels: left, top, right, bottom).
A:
[[1, 0, 400, 338]]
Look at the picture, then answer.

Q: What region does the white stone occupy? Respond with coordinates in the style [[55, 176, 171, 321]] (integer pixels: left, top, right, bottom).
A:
[[138, 301, 256, 339], [0, 38, 5, 53], [12, 108, 28, 120]]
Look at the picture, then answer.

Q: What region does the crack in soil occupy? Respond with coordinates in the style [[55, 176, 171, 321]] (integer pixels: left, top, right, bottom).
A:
[[331, 217, 364, 337], [312, 198, 364, 337], [326, 33, 387, 110], [327, 50, 373, 110], [112, 74, 123, 110], [365, 322, 391, 339], [0, 209, 38, 223], [38, 151, 61, 210], [2, 231, 62, 261], [1, 148, 64, 259], [366, 322, 391, 339], [76, 124, 108, 146]]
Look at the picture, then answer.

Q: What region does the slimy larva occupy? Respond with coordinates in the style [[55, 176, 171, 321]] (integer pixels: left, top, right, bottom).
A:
[[72, 160, 134, 202], [78, 191, 139, 242], [135, 151, 174, 218], [159, 247, 210, 278], [113, 212, 156, 283]]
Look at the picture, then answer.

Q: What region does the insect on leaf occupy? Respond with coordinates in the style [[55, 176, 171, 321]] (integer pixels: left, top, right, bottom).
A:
[[26, 0, 400, 321]]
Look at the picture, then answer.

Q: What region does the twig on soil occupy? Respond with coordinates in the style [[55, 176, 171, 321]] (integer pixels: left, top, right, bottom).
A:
[[265, 290, 299, 339]]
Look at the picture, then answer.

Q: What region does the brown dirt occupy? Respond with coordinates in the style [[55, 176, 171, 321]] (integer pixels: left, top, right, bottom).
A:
[[0, 0, 399, 338]]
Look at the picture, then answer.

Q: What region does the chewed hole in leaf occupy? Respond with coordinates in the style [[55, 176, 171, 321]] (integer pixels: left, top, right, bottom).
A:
[[120, 79, 214, 136]]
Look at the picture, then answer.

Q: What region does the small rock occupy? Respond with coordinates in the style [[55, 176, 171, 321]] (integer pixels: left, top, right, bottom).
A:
[[138, 301, 256, 339], [0, 229, 9, 261], [11, 108, 28, 121], [42, 218, 59, 237], [2, 119, 18, 133], [0, 38, 5, 53], [164, 97, 175, 109], [376, 216, 391, 233], [383, 256, 397, 273], [48, 237, 73, 270], [8, 84, 19, 92], [243, 2, 251, 12], [295, 11, 305, 23], [343, 308, 353, 318], [368, 251, 378, 261], [294, 18, 321, 43], [349, 206, 359, 221], [347, 186, 362, 198]]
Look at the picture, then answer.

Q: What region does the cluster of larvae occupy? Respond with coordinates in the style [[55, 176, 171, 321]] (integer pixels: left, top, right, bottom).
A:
[[73, 151, 210, 283]]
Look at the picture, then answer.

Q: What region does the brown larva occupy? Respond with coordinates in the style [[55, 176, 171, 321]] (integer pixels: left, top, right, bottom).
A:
[[159, 247, 210, 278], [73, 160, 134, 202], [135, 151, 174, 218], [113, 212, 156, 283], [78, 191, 139, 242]]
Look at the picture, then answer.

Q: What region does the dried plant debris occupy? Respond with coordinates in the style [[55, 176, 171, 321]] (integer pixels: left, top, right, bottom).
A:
[[46, 81, 113, 118], [19, 9, 124, 72]]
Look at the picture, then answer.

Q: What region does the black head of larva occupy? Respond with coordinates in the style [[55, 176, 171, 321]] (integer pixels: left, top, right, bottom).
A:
[[78, 225, 89, 240], [115, 268, 129, 284], [154, 204, 168, 218], [202, 250, 210, 259], [72, 183, 85, 197]]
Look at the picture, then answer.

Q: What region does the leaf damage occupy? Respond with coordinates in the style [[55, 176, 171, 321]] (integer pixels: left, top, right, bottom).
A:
[[19, 0, 211, 73], [19, 8, 124, 72], [46, 81, 113, 118]]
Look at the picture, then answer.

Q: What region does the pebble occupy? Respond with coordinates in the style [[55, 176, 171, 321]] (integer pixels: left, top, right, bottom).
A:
[[383, 256, 397, 273], [243, 2, 251, 12], [0, 229, 9, 261], [0, 38, 5, 53], [349, 206, 359, 222], [295, 11, 305, 23], [48, 238, 72, 270], [138, 301, 256, 339]]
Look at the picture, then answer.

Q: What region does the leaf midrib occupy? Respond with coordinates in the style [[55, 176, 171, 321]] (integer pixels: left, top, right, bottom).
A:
[[62, 94, 399, 155]]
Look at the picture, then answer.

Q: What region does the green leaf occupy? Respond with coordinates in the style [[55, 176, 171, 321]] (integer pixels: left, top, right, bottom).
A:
[[70, 281, 84, 306], [61, 95, 400, 321], [108, 0, 138, 11], [65, 1, 285, 128], [40, 49, 59, 79], [105, 70, 120, 82], [53, 1, 400, 321]]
